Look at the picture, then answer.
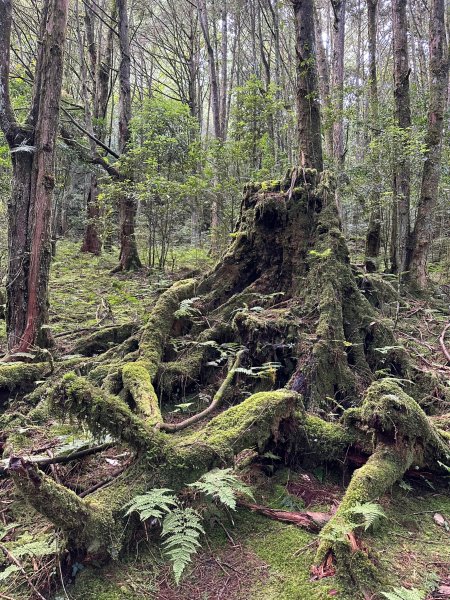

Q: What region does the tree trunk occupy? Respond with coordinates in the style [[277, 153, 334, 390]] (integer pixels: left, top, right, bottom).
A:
[[331, 0, 346, 168], [407, 0, 449, 289], [81, 174, 102, 256], [314, 3, 332, 158], [0, 0, 69, 353], [113, 0, 142, 272], [390, 0, 412, 276], [364, 0, 382, 272], [292, 0, 323, 170]]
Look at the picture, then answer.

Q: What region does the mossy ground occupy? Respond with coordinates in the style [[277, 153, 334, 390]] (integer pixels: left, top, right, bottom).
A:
[[61, 469, 450, 600], [0, 242, 212, 353], [0, 241, 449, 599]]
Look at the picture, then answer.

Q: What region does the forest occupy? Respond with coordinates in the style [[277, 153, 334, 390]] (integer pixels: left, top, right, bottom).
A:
[[0, 0, 449, 598]]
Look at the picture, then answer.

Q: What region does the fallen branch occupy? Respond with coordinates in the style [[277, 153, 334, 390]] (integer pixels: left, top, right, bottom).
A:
[[237, 500, 330, 532], [0, 443, 114, 475]]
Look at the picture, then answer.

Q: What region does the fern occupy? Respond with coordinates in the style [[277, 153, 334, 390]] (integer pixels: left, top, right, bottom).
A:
[[123, 488, 177, 522], [174, 297, 201, 318], [161, 507, 204, 584], [0, 564, 20, 581], [189, 468, 254, 510], [319, 521, 354, 544], [345, 502, 387, 531], [380, 587, 425, 600], [234, 361, 282, 381]]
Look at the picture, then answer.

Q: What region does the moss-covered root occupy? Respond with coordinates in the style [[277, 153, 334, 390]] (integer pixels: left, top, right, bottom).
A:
[[9, 457, 119, 555], [176, 389, 301, 467], [313, 379, 450, 594], [72, 323, 137, 356], [138, 279, 197, 377], [0, 362, 50, 394], [344, 378, 450, 465], [160, 349, 246, 432], [121, 362, 162, 426], [315, 444, 412, 594], [12, 389, 301, 559], [50, 373, 165, 451]]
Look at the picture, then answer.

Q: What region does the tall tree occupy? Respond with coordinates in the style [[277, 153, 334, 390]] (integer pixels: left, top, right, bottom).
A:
[[113, 0, 142, 271], [407, 0, 449, 289], [364, 0, 382, 271], [331, 0, 347, 167], [0, 0, 70, 353], [390, 0, 412, 275], [80, 0, 116, 256], [292, 0, 323, 170]]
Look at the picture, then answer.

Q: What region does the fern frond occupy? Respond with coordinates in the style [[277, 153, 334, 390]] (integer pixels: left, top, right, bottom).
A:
[[189, 467, 254, 510], [345, 502, 387, 531], [0, 564, 21, 581], [161, 507, 204, 584], [380, 587, 425, 600], [12, 536, 57, 558], [174, 297, 201, 318], [123, 488, 177, 521]]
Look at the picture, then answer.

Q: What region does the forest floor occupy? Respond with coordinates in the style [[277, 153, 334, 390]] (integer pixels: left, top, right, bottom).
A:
[[0, 242, 449, 600]]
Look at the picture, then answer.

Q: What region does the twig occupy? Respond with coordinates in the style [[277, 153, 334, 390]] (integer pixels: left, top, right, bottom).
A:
[[79, 465, 128, 497], [0, 443, 114, 475], [292, 539, 318, 557]]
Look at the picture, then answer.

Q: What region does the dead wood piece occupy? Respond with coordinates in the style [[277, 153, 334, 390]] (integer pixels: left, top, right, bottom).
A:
[[238, 500, 330, 532]]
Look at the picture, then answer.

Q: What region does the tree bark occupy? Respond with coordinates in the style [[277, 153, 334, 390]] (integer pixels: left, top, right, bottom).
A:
[[390, 0, 412, 275], [113, 0, 142, 272], [292, 0, 323, 171], [364, 0, 382, 272], [0, 0, 70, 353], [407, 0, 449, 289], [331, 0, 346, 168]]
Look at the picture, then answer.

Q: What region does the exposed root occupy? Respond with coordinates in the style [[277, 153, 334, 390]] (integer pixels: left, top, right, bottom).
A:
[[160, 349, 246, 432], [314, 379, 450, 591]]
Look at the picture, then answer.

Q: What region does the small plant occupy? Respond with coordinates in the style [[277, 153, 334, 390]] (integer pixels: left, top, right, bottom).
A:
[[123, 488, 177, 521], [345, 501, 387, 531], [124, 468, 254, 583], [174, 297, 201, 319], [380, 586, 425, 600], [189, 467, 254, 510], [161, 507, 204, 584]]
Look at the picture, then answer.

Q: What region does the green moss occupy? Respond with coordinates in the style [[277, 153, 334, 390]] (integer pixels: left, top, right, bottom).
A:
[[72, 323, 136, 356], [182, 390, 301, 461], [243, 514, 350, 600], [260, 179, 281, 192], [351, 379, 450, 463], [0, 362, 49, 393], [139, 278, 196, 377], [51, 373, 163, 451], [69, 567, 143, 600], [121, 361, 162, 425]]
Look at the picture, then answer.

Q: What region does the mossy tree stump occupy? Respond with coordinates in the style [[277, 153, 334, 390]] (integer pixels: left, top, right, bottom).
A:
[[2, 171, 449, 597]]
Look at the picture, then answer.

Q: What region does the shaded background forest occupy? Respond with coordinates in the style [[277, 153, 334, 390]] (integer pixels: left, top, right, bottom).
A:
[[0, 0, 448, 277]]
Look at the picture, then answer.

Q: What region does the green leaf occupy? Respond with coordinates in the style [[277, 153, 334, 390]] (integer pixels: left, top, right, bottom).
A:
[[188, 468, 254, 510], [123, 488, 177, 521], [161, 507, 204, 584]]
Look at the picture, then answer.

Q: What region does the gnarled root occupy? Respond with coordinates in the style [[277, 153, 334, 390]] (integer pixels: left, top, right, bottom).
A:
[[314, 379, 450, 592], [10, 386, 300, 558]]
